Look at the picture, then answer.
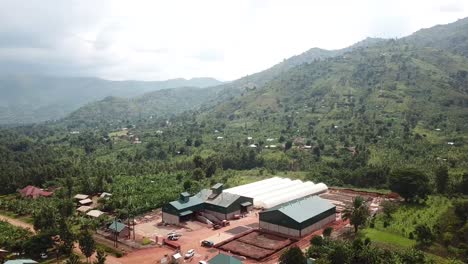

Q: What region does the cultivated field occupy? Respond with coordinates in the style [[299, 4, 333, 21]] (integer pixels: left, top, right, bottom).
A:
[[218, 230, 293, 260]]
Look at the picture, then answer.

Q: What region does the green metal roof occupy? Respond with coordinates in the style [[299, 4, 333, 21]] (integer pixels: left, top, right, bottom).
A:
[[179, 210, 193, 216], [108, 220, 127, 233], [169, 195, 204, 211], [199, 189, 241, 208], [212, 183, 223, 189], [208, 253, 243, 264], [5, 260, 38, 264], [263, 196, 335, 223]]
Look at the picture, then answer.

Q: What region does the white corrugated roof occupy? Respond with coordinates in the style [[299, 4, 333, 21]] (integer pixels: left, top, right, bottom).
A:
[[86, 210, 105, 218], [225, 177, 328, 209], [74, 194, 89, 200], [79, 198, 93, 205]]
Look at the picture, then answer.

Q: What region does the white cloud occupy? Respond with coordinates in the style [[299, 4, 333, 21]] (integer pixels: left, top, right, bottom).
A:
[[0, 0, 467, 81]]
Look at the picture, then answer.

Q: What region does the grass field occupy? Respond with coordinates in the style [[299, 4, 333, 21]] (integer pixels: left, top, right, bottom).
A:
[[362, 228, 415, 248], [373, 196, 451, 238], [361, 196, 460, 263]]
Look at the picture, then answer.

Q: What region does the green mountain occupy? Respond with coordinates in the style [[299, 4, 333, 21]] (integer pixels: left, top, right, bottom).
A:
[[0, 76, 222, 125], [66, 86, 218, 127], [66, 38, 386, 126], [405, 17, 468, 57]]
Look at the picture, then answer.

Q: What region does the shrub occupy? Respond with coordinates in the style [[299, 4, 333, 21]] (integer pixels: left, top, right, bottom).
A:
[[141, 237, 151, 246]]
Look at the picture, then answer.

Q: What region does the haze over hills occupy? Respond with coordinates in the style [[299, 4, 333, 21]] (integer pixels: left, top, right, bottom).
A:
[[66, 37, 388, 126], [0, 10, 467, 263], [65, 18, 468, 131], [63, 17, 468, 176], [0, 76, 222, 125]]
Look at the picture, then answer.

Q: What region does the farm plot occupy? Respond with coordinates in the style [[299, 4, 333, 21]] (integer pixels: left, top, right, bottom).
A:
[[219, 240, 274, 260], [237, 231, 292, 250], [218, 230, 293, 260]]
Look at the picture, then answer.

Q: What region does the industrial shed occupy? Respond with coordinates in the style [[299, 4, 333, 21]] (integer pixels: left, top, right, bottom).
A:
[[162, 192, 205, 224], [259, 196, 336, 238], [162, 184, 253, 225], [224, 177, 328, 208], [199, 183, 253, 220]]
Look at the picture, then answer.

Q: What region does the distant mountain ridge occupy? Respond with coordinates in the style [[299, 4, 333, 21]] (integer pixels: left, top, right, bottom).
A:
[[0, 76, 222, 125]]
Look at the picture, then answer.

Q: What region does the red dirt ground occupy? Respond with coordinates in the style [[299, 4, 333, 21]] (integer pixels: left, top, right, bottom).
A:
[[220, 240, 274, 260], [237, 231, 293, 250]]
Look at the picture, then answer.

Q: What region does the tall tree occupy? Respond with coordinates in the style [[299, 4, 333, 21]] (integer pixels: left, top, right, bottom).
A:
[[342, 196, 370, 233], [279, 246, 307, 264], [435, 166, 449, 193], [414, 224, 434, 248], [66, 254, 81, 264], [389, 168, 431, 202], [79, 231, 96, 263], [93, 249, 107, 264]]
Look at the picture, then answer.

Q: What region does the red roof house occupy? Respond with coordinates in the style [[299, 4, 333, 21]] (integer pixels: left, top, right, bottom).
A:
[[19, 185, 53, 199]]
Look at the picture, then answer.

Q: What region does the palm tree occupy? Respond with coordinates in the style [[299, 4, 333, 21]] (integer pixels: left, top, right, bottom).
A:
[[342, 196, 370, 233]]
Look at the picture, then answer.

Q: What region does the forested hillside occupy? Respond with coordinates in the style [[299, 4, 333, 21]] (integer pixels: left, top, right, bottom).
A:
[[64, 38, 386, 127], [0, 76, 222, 125], [0, 16, 467, 263], [65, 86, 220, 127]]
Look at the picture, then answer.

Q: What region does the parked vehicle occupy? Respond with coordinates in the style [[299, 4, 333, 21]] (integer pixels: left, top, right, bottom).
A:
[[213, 224, 222, 230], [233, 214, 242, 219], [222, 220, 230, 226], [201, 240, 214, 247], [167, 234, 180, 241], [40, 253, 48, 259], [185, 249, 195, 259], [199, 261, 208, 264]]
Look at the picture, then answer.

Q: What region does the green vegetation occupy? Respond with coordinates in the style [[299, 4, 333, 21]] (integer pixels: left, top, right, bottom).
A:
[[372, 196, 451, 238], [307, 236, 435, 264], [0, 220, 33, 251], [367, 196, 467, 261], [362, 229, 416, 248], [0, 16, 467, 264], [0, 76, 222, 125]]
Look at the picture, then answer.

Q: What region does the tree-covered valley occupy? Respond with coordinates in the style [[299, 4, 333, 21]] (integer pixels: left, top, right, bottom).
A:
[[0, 16, 467, 264]]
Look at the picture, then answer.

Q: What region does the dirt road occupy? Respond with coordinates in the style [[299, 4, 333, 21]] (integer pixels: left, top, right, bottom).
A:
[[0, 214, 35, 233]]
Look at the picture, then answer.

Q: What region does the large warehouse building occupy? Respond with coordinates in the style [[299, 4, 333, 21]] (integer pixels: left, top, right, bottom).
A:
[[162, 183, 253, 225], [259, 196, 336, 237], [224, 177, 328, 208]]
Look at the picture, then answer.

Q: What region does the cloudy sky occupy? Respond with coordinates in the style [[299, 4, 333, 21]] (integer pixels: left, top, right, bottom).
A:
[[1, 0, 467, 81]]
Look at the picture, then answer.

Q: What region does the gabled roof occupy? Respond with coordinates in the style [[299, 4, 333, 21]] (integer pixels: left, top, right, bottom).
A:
[[19, 185, 53, 199], [100, 192, 112, 198], [169, 195, 204, 211], [208, 253, 243, 264], [262, 196, 335, 223], [86, 210, 105, 218], [199, 189, 241, 208], [76, 206, 92, 213], [74, 194, 89, 200], [79, 198, 93, 205], [108, 220, 127, 233], [5, 260, 38, 264]]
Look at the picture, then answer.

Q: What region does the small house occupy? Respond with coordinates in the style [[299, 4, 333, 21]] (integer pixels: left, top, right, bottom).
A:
[[99, 192, 112, 199], [108, 220, 129, 238], [208, 253, 243, 264], [74, 194, 89, 200], [86, 210, 105, 218], [4, 260, 38, 264], [19, 186, 53, 199], [172, 253, 182, 264], [76, 206, 92, 214], [79, 198, 93, 206]]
